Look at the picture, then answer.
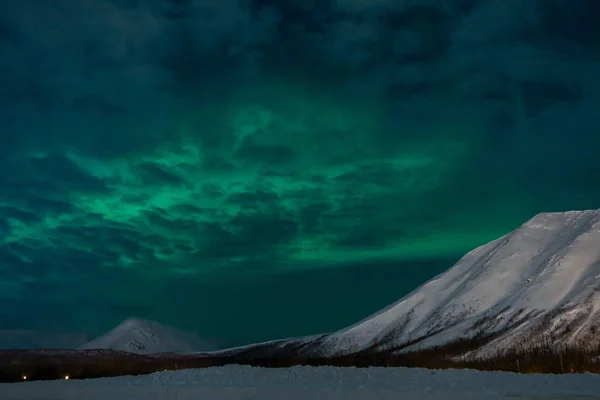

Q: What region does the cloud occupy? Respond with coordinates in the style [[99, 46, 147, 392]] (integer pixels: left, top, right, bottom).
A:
[[0, 0, 164, 104]]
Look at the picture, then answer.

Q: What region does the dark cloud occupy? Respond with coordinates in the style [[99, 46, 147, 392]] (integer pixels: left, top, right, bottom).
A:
[[2, 155, 105, 192], [71, 95, 128, 116], [201, 183, 225, 199], [226, 187, 280, 209], [333, 162, 409, 188], [135, 161, 188, 186], [0, 206, 43, 225], [228, 211, 298, 250], [335, 229, 394, 250], [536, 0, 600, 50], [191, 209, 299, 267], [0, 248, 31, 277], [201, 156, 238, 173], [235, 143, 297, 166]]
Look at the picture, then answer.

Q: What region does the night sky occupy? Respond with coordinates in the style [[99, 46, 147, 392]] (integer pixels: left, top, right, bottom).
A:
[[1, 0, 600, 348]]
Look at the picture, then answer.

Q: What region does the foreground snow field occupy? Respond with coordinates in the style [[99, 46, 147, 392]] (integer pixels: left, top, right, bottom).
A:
[[2, 365, 600, 400]]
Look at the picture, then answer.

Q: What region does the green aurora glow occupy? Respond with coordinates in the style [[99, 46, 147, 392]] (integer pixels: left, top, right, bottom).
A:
[[1, 0, 600, 346]]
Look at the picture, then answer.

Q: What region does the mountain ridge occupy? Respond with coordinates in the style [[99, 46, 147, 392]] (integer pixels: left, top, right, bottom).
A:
[[306, 210, 600, 359]]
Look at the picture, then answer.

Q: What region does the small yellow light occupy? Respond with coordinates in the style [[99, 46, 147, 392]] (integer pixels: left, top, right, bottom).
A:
[[22, 375, 27, 380], [64, 375, 70, 380]]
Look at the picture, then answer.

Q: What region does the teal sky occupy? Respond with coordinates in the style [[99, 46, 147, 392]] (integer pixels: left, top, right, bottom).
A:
[[1, 0, 600, 347]]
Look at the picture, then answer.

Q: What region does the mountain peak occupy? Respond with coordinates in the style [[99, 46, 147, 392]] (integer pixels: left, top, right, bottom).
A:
[[79, 318, 217, 354], [115, 317, 153, 331]]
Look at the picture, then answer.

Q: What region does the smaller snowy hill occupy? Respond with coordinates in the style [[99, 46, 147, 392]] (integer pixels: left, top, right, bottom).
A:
[[79, 318, 217, 354]]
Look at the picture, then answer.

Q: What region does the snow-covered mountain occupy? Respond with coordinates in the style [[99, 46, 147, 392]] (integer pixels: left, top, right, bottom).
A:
[[309, 210, 600, 358], [79, 318, 217, 354]]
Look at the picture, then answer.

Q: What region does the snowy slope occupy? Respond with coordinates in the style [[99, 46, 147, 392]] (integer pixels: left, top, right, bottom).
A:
[[315, 210, 600, 358], [78, 318, 217, 354]]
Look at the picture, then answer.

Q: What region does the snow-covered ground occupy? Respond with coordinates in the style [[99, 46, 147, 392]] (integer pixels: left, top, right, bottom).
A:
[[2, 365, 600, 400]]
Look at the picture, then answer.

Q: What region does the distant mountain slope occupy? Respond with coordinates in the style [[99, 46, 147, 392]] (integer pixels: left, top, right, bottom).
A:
[[79, 318, 217, 354], [308, 210, 600, 358]]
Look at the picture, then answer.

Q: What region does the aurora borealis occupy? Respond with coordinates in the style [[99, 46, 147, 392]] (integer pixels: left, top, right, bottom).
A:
[[1, 0, 600, 347]]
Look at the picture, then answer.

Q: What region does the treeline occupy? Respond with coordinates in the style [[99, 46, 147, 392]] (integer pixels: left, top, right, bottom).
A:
[[1, 334, 600, 383]]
